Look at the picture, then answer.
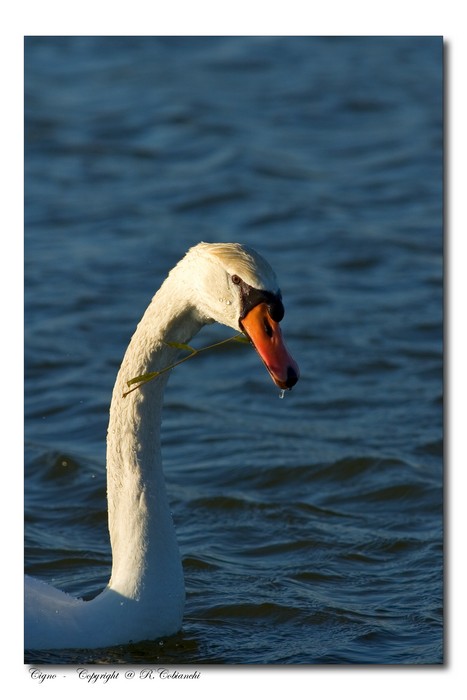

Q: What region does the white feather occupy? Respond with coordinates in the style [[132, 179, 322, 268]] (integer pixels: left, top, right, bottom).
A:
[[25, 242, 280, 650]]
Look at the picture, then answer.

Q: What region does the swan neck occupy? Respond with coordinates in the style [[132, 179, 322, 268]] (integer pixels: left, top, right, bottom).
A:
[[105, 273, 203, 600]]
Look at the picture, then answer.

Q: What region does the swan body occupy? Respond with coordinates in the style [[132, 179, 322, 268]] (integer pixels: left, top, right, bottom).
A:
[[25, 242, 299, 650]]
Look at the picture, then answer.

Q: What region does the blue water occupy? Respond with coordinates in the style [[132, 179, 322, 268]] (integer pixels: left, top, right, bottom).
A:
[[24, 36, 443, 665]]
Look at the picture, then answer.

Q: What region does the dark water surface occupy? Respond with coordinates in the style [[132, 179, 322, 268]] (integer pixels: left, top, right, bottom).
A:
[[24, 36, 443, 665]]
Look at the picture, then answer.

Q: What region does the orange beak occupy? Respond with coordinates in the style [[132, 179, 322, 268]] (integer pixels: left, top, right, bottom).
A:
[[240, 302, 300, 390]]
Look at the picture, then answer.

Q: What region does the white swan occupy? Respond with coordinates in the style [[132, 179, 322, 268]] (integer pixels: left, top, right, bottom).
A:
[[24, 242, 299, 650]]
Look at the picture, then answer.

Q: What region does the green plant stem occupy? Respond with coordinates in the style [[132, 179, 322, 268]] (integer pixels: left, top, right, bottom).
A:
[[122, 333, 248, 398]]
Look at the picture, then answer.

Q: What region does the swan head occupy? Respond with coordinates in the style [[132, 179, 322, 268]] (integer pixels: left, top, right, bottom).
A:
[[183, 242, 299, 390]]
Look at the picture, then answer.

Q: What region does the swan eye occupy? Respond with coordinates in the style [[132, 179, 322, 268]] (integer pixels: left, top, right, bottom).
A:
[[231, 275, 242, 285]]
